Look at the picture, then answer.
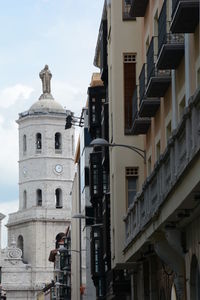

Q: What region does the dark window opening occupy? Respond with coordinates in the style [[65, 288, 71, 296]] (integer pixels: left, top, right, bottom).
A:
[[55, 188, 63, 208], [124, 54, 136, 133], [55, 132, 62, 150], [123, 0, 134, 20], [36, 133, 42, 150], [23, 135, 27, 153], [36, 189, 42, 206], [126, 167, 138, 208], [17, 235, 24, 258], [23, 190, 27, 209]]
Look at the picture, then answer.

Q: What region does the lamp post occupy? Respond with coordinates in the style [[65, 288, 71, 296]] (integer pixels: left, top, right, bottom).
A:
[[89, 138, 146, 163], [72, 214, 102, 300]]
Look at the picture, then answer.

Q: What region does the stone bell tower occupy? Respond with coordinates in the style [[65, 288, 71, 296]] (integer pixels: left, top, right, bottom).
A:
[[6, 65, 74, 299]]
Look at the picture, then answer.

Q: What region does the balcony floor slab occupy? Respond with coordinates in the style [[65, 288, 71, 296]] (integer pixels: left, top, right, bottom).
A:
[[170, 1, 199, 33]]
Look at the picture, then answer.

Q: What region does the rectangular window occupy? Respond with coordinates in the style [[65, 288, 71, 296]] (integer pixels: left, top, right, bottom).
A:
[[124, 54, 136, 133], [197, 67, 200, 88], [122, 0, 135, 20], [179, 96, 185, 120], [166, 121, 172, 143], [156, 140, 161, 160], [126, 167, 138, 208], [147, 156, 151, 176]]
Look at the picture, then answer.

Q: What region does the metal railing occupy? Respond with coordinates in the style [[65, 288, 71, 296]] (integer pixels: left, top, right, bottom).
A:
[[139, 64, 146, 104], [124, 88, 200, 247], [146, 36, 171, 85], [147, 37, 157, 82], [158, 0, 184, 53], [132, 87, 138, 123]]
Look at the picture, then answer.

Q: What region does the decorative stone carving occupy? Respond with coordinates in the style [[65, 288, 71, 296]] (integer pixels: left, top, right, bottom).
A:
[[6, 238, 22, 260]]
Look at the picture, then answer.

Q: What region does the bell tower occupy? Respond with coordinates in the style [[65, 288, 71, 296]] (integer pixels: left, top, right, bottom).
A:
[[7, 66, 74, 298]]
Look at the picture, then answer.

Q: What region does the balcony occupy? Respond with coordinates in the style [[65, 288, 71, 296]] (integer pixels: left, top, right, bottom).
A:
[[171, 0, 199, 33], [138, 64, 160, 118], [124, 88, 200, 248], [88, 86, 106, 139], [157, 0, 184, 70], [130, 0, 149, 17], [131, 87, 151, 135], [100, 20, 108, 84], [146, 37, 171, 98]]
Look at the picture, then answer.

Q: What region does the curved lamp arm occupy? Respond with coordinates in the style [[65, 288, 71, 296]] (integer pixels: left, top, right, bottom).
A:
[[89, 138, 146, 163]]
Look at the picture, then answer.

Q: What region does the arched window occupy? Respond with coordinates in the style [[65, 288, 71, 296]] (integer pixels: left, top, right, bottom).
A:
[[17, 235, 24, 258], [23, 135, 27, 153], [55, 132, 62, 150], [23, 190, 27, 209], [55, 188, 63, 208], [55, 232, 65, 248], [36, 133, 42, 151], [171, 284, 177, 300], [36, 189, 42, 206], [190, 255, 200, 299]]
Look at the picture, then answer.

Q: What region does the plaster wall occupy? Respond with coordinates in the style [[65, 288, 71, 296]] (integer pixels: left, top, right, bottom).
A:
[[108, 0, 144, 267]]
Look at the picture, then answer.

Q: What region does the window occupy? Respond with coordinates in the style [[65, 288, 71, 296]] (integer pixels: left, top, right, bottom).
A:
[[55, 188, 63, 208], [123, 0, 135, 20], [36, 189, 42, 206], [23, 190, 27, 209], [179, 96, 185, 120], [55, 132, 62, 150], [148, 156, 152, 176], [197, 67, 200, 88], [126, 167, 138, 208], [23, 135, 27, 153], [36, 133, 42, 151], [17, 235, 24, 258], [124, 54, 136, 132], [156, 140, 161, 160], [166, 121, 172, 142]]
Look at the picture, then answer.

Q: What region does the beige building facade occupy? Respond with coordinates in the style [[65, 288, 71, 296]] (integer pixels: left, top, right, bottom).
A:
[[88, 0, 200, 299]]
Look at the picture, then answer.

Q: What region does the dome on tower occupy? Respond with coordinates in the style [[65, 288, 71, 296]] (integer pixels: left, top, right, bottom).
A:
[[28, 65, 65, 114]]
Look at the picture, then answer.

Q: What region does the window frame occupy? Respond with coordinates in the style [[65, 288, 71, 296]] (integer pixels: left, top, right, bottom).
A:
[[126, 167, 138, 209]]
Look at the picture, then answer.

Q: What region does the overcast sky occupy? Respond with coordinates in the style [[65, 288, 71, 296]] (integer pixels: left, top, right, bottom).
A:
[[0, 0, 104, 247]]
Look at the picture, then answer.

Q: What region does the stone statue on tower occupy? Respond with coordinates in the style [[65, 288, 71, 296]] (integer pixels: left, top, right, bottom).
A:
[[39, 65, 52, 94]]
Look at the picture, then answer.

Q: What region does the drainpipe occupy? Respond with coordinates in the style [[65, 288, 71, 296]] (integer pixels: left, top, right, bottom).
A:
[[185, 34, 190, 106], [154, 235, 185, 300], [172, 70, 177, 130]]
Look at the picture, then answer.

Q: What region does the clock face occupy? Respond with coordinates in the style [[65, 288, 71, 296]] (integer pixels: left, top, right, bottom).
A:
[[55, 164, 63, 173]]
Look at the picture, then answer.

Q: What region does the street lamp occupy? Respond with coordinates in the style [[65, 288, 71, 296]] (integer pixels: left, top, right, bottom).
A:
[[72, 213, 102, 299], [72, 213, 96, 220], [89, 138, 146, 163]]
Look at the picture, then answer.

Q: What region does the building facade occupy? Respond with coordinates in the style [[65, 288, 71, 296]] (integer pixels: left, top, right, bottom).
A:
[[85, 0, 200, 299]]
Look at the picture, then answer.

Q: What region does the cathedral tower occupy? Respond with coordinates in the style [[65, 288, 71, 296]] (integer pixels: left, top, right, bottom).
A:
[[6, 66, 74, 298]]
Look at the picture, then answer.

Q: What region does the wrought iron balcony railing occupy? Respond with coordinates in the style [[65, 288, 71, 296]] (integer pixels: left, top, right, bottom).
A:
[[157, 0, 184, 69], [124, 88, 200, 248], [139, 64, 146, 104]]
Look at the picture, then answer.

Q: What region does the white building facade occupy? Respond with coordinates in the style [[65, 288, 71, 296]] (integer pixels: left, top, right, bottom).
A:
[[3, 66, 74, 299]]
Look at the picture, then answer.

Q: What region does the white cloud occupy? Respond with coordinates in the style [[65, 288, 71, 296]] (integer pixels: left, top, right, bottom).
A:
[[53, 80, 86, 115], [0, 199, 19, 248], [0, 120, 18, 185], [0, 84, 34, 108]]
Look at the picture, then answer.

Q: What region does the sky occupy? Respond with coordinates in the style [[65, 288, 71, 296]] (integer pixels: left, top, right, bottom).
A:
[[0, 0, 104, 247]]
